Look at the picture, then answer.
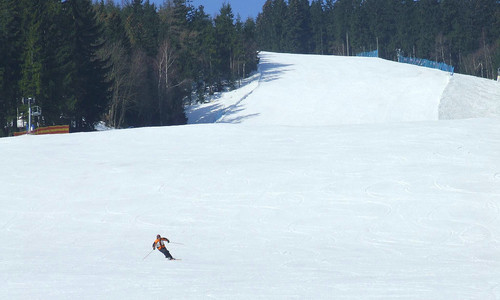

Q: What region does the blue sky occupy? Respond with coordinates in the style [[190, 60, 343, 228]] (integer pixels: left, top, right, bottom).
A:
[[150, 0, 268, 20]]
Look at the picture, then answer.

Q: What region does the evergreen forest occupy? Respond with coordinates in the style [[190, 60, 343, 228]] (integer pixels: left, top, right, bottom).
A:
[[0, 0, 258, 136], [0, 0, 499, 137], [257, 0, 500, 77]]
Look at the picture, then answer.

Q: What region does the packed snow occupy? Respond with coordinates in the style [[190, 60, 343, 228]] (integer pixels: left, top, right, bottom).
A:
[[188, 52, 500, 126], [1, 52, 500, 299]]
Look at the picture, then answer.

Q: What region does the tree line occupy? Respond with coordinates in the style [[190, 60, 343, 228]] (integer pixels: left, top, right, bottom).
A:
[[0, 0, 259, 136], [2, 0, 499, 137], [257, 0, 500, 78]]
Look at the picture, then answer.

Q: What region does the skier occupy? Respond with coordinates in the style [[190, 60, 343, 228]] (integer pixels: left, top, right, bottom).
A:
[[152, 234, 175, 260]]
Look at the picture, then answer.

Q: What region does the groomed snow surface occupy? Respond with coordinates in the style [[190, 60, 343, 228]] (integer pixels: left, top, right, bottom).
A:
[[2, 52, 500, 299]]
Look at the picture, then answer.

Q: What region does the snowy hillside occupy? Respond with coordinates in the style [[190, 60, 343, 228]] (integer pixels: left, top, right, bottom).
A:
[[1, 52, 500, 299], [188, 52, 500, 125]]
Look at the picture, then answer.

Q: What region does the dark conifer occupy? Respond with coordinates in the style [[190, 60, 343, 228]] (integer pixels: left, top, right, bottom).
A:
[[61, 0, 109, 131]]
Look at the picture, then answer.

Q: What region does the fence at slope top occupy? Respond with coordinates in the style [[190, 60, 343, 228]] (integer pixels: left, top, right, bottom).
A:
[[356, 49, 379, 58], [398, 55, 454, 74], [355, 49, 454, 74]]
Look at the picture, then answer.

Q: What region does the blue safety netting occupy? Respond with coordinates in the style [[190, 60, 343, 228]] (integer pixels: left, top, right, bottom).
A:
[[398, 56, 454, 74], [356, 50, 378, 58]]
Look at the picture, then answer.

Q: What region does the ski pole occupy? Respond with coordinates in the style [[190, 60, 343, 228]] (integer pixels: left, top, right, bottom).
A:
[[143, 249, 154, 260], [170, 242, 184, 245]]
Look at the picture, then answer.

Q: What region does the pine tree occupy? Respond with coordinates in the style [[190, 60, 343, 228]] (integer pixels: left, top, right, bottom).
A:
[[214, 3, 236, 83], [61, 0, 109, 131], [0, 0, 23, 136], [362, 0, 398, 58], [19, 1, 43, 99], [255, 0, 288, 52], [242, 18, 259, 77], [271, 0, 287, 52], [394, 0, 417, 59], [233, 16, 245, 84], [97, 0, 131, 51], [331, 0, 355, 55], [36, 0, 67, 126], [310, 0, 326, 54], [414, 0, 442, 60], [156, 0, 190, 125], [95, 1, 135, 128], [285, 0, 311, 53], [255, 0, 273, 51], [123, 0, 158, 57], [323, 0, 337, 54], [190, 5, 216, 99]]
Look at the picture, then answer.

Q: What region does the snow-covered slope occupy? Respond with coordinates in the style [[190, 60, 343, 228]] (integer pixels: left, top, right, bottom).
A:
[[188, 52, 500, 125], [1, 52, 500, 299], [439, 72, 500, 120]]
